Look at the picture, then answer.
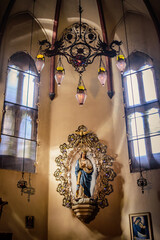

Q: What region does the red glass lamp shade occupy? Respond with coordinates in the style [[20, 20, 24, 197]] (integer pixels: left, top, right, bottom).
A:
[[116, 55, 126, 73], [35, 54, 45, 73], [98, 67, 107, 86], [76, 86, 87, 105], [55, 67, 65, 85]]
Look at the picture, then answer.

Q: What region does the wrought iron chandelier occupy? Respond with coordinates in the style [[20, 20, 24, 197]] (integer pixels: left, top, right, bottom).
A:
[[35, 0, 126, 104]]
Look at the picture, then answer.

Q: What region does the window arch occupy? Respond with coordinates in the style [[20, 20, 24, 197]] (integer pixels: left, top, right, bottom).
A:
[[123, 51, 160, 172], [0, 52, 39, 173]]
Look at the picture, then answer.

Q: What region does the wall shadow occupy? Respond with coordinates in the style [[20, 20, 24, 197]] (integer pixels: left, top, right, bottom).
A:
[[84, 161, 124, 239]]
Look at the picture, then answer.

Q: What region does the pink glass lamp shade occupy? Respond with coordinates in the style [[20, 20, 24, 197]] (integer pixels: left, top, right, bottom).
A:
[[116, 55, 126, 73], [35, 54, 45, 73], [98, 67, 107, 86], [55, 67, 65, 85], [76, 86, 87, 105]]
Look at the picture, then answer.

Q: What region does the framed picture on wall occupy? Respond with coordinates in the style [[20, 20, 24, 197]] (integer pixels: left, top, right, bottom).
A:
[[25, 216, 34, 229], [129, 212, 154, 240]]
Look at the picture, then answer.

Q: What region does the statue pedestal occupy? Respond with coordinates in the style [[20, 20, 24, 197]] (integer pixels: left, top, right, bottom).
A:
[[72, 198, 99, 223]]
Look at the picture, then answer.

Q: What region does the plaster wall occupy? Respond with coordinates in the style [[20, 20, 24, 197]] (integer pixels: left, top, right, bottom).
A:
[[48, 3, 160, 240], [0, 12, 50, 240], [112, 11, 160, 240]]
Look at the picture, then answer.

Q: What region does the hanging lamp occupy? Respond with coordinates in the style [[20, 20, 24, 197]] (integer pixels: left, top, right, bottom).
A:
[[55, 56, 65, 85], [137, 171, 147, 194], [98, 57, 107, 86], [17, 172, 28, 195], [116, 54, 126, 73], [35, 54, 45, 73], [76, 74, 87, 105]]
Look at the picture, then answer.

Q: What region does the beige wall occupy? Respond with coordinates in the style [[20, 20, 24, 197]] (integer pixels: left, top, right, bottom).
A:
[[0, 11, 50, 240], [0, 0, 160, 240]]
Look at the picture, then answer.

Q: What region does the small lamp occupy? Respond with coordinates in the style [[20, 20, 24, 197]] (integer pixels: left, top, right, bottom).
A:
[[35, 54, 45, 73], [17, 172, 28, 195], [55, 66, 65, 85], [116, 55, 126, 73], [98, 67, 107, 86], [76, 75, 87, 105], [55, 57, 65, 85]]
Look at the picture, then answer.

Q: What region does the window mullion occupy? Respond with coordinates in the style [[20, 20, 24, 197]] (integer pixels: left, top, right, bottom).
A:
[[137, 72, 145, 104], [16, 71, 23, 104]]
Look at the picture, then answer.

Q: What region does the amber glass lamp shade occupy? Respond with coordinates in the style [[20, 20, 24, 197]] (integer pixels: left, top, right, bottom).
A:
[[35, 54, 45, 73], [55, 67, 65, 85], [98, 68, 107, 86], [116, 55, 126, 73], [76, 87, 87, 105]]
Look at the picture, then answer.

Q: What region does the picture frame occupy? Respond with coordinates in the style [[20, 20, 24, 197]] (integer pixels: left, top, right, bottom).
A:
[[25, 216, 34, 229], [129, 212, 153, 240]]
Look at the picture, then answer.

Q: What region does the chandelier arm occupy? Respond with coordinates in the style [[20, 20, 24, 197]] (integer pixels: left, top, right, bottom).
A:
[[86, 48, 117, 64], [43, 41, 118, 75], [45, 50, 71, 61], [82, 41, 102, 52], [85, 52, 106, 65], [109, 40, 122, 51], [39, 39, 51, 50]]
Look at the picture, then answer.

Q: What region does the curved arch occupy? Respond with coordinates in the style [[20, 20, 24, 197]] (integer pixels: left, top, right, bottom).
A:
[[0, 10, 47, 77], [125, 51, 153, 72], [113, 10, 160, 60], [8, 11, 49, 41], [112, 10, 153, 41], [8, 51, 38, 74]]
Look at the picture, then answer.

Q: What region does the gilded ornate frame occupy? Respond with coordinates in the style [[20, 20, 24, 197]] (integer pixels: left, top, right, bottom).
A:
[[54, 125, 116, 221]]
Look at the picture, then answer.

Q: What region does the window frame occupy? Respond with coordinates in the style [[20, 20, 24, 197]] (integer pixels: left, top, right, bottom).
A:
[[0, 52, 39, 173], [122, 56, 160, 173]]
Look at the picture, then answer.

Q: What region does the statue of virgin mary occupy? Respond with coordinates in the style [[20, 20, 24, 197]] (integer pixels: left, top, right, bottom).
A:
[[75, 150, 93, 198]]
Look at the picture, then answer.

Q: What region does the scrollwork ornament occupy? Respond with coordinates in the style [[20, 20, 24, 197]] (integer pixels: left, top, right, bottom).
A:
[[53, 125, 116, 220]]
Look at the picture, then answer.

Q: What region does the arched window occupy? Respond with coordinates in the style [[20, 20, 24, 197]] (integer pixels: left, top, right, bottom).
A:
[[123, 51, 160, 172], [0, 52, 39, 173]]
